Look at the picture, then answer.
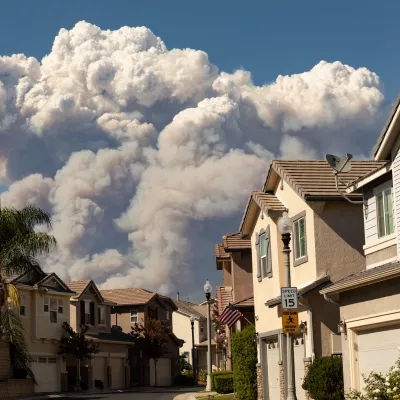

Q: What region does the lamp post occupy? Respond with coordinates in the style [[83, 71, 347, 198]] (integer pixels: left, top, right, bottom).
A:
[[190, 315, 197, 385], [278, 211, 297, 400], [204, 279, 213, 391]]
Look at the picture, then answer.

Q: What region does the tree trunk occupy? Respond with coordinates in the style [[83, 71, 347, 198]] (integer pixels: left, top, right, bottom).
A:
[[76, 358, 81, 392], [154, 358, 158, 387]]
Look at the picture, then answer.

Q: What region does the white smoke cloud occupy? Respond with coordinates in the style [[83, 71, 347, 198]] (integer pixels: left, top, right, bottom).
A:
[[0, 21, 386, 294]]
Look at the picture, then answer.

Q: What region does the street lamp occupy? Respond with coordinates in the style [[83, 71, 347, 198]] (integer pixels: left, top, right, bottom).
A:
[[204, 279, 213, 391], [190, 315, 197, 385], [278, 211, 297, 400]]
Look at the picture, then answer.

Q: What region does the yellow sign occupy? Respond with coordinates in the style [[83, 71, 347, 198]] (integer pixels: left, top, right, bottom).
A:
[[282, 310, 299, 333]]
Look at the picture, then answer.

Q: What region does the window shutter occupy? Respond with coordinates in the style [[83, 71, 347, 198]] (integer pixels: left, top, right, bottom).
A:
[[90, 302, 95, 325], [80, 301, 85, 325], [266, 225, 273, 278], [255, 233, 262, 282], [98, 307, 101, 325]]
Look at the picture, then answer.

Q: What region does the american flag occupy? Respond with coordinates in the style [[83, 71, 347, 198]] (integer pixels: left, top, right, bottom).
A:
[[218, 304, 243, 328]]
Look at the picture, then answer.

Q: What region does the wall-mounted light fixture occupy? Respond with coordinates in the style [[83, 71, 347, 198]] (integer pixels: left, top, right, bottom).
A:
[[299, 321, 307, 333], [253, 332, 259, 344], [338, 319, 347, 338]]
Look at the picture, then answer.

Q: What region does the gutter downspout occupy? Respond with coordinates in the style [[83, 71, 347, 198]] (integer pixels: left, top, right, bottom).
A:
[[299, 299, 315, 362], [323, 293, 339, 305]]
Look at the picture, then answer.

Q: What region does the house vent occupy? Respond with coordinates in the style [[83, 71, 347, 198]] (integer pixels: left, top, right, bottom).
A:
[[331, 333, 342, 354]]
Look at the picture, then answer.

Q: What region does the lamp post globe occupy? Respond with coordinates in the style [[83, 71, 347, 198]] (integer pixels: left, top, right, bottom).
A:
[[204, 279, 212, 301], [278, 211, 293, 234], [204, 279, 213, 391]]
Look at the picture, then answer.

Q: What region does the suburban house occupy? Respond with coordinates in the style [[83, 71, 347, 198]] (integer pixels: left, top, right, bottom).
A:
[[100, 288, 183, 386], [172, 297, 220, 372], [238, 160, 385, 400], [65, 280, 132, 391], [7, 270, 75, 394], [215, 232, 255, 370], [320, 95, 400, 392]]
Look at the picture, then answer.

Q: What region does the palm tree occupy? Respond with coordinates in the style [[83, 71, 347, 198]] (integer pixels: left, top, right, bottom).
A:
[[0, 205, 57, 381]]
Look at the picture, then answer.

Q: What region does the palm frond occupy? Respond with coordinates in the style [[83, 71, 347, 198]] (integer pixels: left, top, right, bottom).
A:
[[6, 284, 20, 307]]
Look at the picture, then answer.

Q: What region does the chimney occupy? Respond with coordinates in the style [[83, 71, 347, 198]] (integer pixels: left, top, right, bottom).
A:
[[177, 292, 180, 301]]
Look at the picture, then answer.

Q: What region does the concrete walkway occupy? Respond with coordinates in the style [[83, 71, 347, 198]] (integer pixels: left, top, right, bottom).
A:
[[173, 391, 218, 400]]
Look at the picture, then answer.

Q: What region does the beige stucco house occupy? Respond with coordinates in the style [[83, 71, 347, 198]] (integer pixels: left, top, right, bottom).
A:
[[239, 160, 384, 400], [65, 280, 132, 391], [9, 270, 75, 394], [100, 288, 183, 386], [172, 297, 220, 373], [321, 95, 400, 393], [215, 232, 255, 370]]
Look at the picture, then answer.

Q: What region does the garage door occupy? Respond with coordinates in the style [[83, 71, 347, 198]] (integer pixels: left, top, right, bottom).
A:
[[110, 358, 125, 389], [294, 339, 307, 400], [266, 338, 280, 400], [32, 356, 59, 393], [92, 357, 106, 386], [358, 325, 400, 389], [150, 358, 172, 386]]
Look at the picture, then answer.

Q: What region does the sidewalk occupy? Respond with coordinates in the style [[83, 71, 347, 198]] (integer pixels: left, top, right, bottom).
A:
[[173, 391, 218, 400]]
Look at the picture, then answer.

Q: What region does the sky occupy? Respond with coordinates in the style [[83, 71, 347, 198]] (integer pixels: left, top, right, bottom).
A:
[[0, 0, 398, 301]]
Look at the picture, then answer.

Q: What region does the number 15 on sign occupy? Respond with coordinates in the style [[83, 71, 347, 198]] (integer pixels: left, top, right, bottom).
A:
[[281, 287, 298, 309]]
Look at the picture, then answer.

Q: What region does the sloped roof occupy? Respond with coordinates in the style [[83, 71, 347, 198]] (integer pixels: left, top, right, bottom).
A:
[[65, 280, 91, 297], [86, 331, 133, 344], [222, 233, 251, 251], [320, 260, 400, 295], [173, 300, 207, 319], [253, 190, 286, 212], [100, 288, 155, 305], [215, 244, 229, 259], [233, 296, 254, 307], [264, 160, 387, 199], [217, 286, 233, 315]]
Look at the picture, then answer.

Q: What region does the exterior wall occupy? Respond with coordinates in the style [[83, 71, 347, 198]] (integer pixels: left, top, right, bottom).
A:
[[231, 251, 253, 303], [223, 262, 233, 286], [391, 139, 400, 256], [366, 244, 397, 266], [312, 201, 365, 283], [111, 305, 146, 333], [0, 341, 11, 380]]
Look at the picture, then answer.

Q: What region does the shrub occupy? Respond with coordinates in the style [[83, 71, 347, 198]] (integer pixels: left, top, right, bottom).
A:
[[180, 357, 192, 372], [231, 325, 257, 400], [214, 374, 234, 394], [210, 370, 233, 390], [302, 356, 344, 400], [198, 369, 208, 382]]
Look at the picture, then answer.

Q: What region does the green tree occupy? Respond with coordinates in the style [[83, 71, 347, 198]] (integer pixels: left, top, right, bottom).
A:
[[58, 322, 99, 390], [130, 316, 170, 387], [231, 325, 257, 400], [0, 205, 57, 381]]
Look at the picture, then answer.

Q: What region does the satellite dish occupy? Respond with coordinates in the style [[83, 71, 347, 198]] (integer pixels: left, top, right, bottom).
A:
[[326, 153, 353, 173]]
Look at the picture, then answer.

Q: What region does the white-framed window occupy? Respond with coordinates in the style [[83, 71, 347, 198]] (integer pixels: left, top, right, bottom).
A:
[[84, 301, 91, 325], [44, 297, 49, 313], [58, 299, 63, 314], [98, 306, 106, 325], [50, 298, 58, 323], [294, 216, 307, 260], [377, 187, 394, 238], [166, 310, 170, 321], [19, 294, 27, 316], [130, 309, 138, 324], [38, 357, 47, 363], [259, 232, 267, 277], [47, 357, 57, 364]]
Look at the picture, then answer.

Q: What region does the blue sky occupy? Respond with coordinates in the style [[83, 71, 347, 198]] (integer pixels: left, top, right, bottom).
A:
[[0, 0, 398, 300], [1, 0, 398, 102]]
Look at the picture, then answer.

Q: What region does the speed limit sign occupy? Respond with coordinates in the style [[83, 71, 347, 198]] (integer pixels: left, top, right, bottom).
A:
[[281, 287, 298, 310]]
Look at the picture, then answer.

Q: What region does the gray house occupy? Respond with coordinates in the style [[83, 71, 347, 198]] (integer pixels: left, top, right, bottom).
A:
[[321, 95, 400, 393]]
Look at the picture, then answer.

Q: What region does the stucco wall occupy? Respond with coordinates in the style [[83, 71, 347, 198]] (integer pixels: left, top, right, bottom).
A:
[[111, 305, 146, 333], [312, 201, 365, 283], [223, 262, 232, 286], [366, 244, 397, 266], [231, 251, 253, 303]]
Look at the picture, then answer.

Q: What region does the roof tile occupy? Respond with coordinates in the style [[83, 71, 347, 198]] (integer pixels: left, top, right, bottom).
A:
[[216, 286, 233, 314], [100, 288, 155, 305], [215, 244, 229, 259], [222, 233, 251, 251]]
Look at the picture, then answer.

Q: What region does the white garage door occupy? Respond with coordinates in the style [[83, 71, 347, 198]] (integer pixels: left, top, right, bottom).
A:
[[266, 339, 280, 400], [150, 358, 172, 386], [32, 356, 59, 393], [294, 339, 307, 400], [110, 358, 125, 389], [92, 357, 106, 386], [358, 325, 400, 389]]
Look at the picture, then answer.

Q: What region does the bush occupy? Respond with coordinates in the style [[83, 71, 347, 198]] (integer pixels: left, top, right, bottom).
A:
[[180, 357, 192, 372], [174, 374, 195, 386], [302, 356, 344, 400], [214, 374, 234, 394], [198, 369, 207, 382], [210, 370, 233, 390], [231, 325, 257, 400]]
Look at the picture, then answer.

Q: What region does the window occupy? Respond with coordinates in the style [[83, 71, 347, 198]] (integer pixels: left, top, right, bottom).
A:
[[84, 301, 91, 325], [130, 310, 138, 324], [149, 308, 158, 319], [98, 306, 106, 325], [38, 357, 47, 363], [294, 216, 307, 260], [58, 299, 63, 314], [20, 294, 27, 316], [50, 298, 58, 323], [259, 233, 267, 278], [44, 297, 49, 313], [200, 325, 204, 333], [47, 357, 57, 364], [166, 310, 170, 321], [377, 187, 394, 238]]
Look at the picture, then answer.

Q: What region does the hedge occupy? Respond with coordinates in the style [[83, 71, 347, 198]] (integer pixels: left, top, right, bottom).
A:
[[210, 370, 233, 390], [302, 356, 344, 400], [231, 325, 257, 400], [214, 374, 234, 394]]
